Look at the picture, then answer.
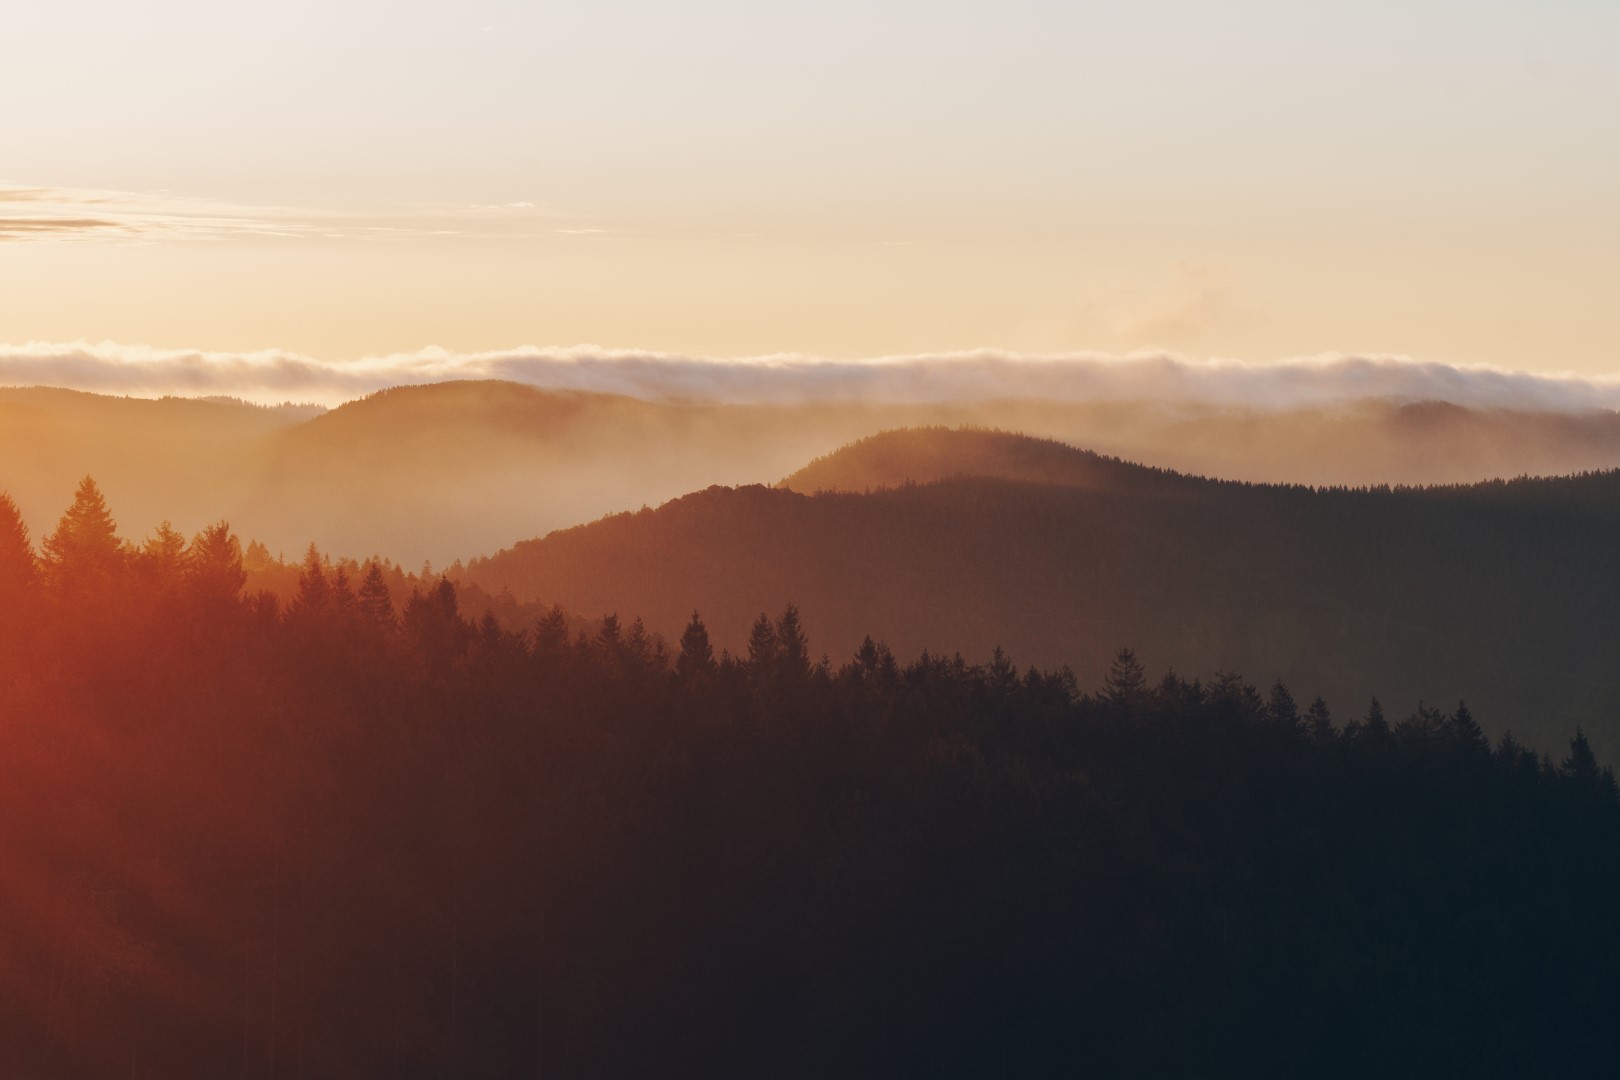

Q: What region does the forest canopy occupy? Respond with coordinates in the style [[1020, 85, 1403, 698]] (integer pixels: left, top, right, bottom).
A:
[[2, 478, 1618, 1076]]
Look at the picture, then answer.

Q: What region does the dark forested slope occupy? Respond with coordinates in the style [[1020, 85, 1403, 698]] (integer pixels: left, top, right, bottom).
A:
[[2, 480, 1619, 1078], [468, 430, 1620, 760]]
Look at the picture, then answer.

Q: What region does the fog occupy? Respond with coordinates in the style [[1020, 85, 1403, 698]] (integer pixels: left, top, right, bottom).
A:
[[7, 341, 1620, 413], [8, 381, 1620, 569]]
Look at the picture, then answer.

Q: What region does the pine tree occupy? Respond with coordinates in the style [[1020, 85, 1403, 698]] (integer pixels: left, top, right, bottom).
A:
[[1305, 696, 1334, 741], [596, 613, 622, 656], [1452, 699, 1489, 758], [288, 544, 330, 618], [0, 492, 36, 606], [356, 559, 395, 629], [1359, 697, 1391, 741], [186, 522, 247, 602], [1102, 647, 1146, 708], [624, 617, 654, 670], [40, 475, 124, 594], [142, 521, 188, 582], [677, 611, 716, 680], [746, 612, 779, 674], [775, 604, 809, 680], [403, 576, 465, 662], [533, 605, 571, 668], [1561, 727, 1617, 797], [1267, 679, 1299, 730]]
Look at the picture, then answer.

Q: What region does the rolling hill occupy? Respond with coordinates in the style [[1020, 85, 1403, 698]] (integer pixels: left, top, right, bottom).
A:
[[12, 380, 1620, 565], [466, 428, 1620, 761]]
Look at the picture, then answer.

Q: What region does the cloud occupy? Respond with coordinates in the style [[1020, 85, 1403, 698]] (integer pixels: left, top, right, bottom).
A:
[[2, 341, 1619, 413], [0, 186, 587, 243]]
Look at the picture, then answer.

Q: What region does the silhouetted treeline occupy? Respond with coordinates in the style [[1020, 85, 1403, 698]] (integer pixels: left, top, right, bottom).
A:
[[3, 479, 1620, 1078]]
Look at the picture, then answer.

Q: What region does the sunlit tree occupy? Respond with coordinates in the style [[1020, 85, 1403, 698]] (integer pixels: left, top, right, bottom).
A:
[[40, 475, 124, 596]]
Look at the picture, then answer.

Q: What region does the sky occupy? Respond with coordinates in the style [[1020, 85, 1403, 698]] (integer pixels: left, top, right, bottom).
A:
[[1, 0, 1616, 381]]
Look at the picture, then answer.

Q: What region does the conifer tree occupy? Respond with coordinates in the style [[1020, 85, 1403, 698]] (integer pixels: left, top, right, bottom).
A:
[[677, 610, 716, 679], [1305, 696, 1334, 741], [289, 544, 330, 618], [0, 492, 36, 606], [1561, 727, 1617, 797], [1102, 647, 1146, 707], [624, 617, 654, 669], [40, 475, 124, 594], [746, 612, 779, 674], [357, 559, 395, 629], [1359, 697, 1391, 741], [1267, 679, 1300, 730], [142, 521, 188, 581], [1452, 700, 1489, 757], [775, 604, 809, 679], [186, 522, 246, 602], [597, 613, 622, 655], [533, 605, 571, 668]]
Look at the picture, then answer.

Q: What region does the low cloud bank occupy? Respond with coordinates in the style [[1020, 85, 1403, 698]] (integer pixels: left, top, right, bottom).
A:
[[2, 341, 1618, 412]]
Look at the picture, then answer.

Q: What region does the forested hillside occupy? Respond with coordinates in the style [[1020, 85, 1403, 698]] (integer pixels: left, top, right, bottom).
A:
[[470, 430, 1620, 761], [2, 480, 1619, 1077]]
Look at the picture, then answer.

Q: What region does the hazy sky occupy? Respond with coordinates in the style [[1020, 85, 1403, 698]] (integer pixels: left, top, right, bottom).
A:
[[2, 0, 1615, 373]]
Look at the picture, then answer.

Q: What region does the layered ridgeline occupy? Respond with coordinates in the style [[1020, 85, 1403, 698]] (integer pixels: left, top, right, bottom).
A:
[[466, 427, 1620, 761], [12, 382, 1620, 564]]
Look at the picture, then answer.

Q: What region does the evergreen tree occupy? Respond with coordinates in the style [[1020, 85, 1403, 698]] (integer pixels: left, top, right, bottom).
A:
[[1561, 728, 1618, 798], [1102, 647, 1147, 708], [1452, 699, 1489, 758], [747, 612, 779, 675], [1357, 697, 1391, 742], [1305, 696, 1334, 741], [597, 612, 622, 656], [677, 610, 716, 680], [1267, 679, 1300, 730], [403, 576, 465, 662], [142, 520, 189, 582], [40, 475, 124, 594], [775, 604, 809, 680], [186, 522, 247, 602], [623, 616, 655, 670], [288, 543, 330, 618], [0, 492, 36, 606], [356, 559, 395, 629], [533, 605, 571, 668]]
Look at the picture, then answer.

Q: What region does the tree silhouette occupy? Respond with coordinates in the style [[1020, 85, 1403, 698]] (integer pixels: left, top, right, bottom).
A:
[[40, 475, 123, 595], [1453, 700, 1489, 758], [775, 604, 809, 680], [141, 520, 188, 582], [186, 522, 247, 602], [747, 612, 779, 675], [677, 611, 716, 680], [1102, 646, 1147, 707], [289, 543, 330, 618], [0, 492, 35, 605], [1267, 679, 1300, 730], [357, 559, 395, 629]]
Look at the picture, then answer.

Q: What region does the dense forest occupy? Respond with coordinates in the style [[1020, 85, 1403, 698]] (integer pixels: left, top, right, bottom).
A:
[[3, 478, 1620, 1077], [469, 428, 1620, 764]]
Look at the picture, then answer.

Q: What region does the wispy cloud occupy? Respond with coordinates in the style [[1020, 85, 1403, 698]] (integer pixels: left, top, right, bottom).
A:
[[0, 186, 595, 243], [1, 341, 1618, 413]]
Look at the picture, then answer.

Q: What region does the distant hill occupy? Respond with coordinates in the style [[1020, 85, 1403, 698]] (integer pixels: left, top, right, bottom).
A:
[[466, 428, 1620, 762], [12, 381, 1620, 564], [782, 427, 1180, 494]]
